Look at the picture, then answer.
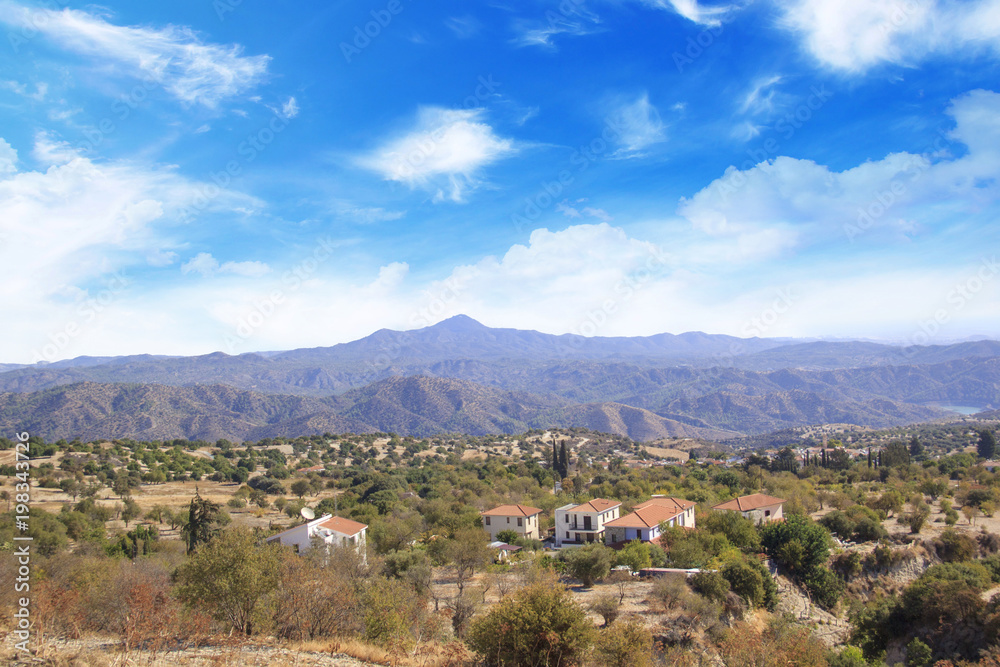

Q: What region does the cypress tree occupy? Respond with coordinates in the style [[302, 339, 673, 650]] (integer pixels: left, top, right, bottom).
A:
[[978, 429, 997, 460], [559, 441, 569, 478]]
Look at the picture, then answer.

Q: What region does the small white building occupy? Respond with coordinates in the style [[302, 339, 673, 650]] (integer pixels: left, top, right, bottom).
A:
[[553, 498, 621, 547], [605, 497, 696, 545], [712, 493, 786, 524], [266, 514, 368, 556], [482, 504, 543, 541]]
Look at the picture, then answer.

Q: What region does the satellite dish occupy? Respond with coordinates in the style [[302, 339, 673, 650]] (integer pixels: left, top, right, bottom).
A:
[[300, 507, 315, 520]]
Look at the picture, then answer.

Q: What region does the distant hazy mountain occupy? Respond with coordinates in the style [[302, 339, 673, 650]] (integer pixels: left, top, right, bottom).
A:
[[0, 378, 731, 442], [1, 316, 996, 441]]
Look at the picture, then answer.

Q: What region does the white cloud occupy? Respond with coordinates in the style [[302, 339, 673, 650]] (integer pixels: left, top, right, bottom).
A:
[[332, 202, 406, 224], [146, 249, 178, 267], [510, 7, 602, 49], [0, 139, 17, 175], [445, 15, 481, 39], [608, 92, 667, 156], [739, 75, 783, 115], [557, 200, 613, 222], [778, 0, 1000, 71], [0, 3, 269, 107], [181, 252, 271, 278], [679, 89, 1000, 246], [1, 80, 47, 101], [0, 132, 262, 362], [639, 0, 735, 27], [281, 96, 300, 119], [358, 107, 516, 203]]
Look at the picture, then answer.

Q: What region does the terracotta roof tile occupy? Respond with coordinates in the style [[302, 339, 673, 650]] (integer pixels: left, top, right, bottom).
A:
[[569, 498, 621, 513], [317, 516, 367, 536], [482, 504, 543, 517], [712, 494, 786, 512]]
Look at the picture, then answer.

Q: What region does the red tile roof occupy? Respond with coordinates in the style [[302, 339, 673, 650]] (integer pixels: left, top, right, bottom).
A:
[[483, 504, 542, 517], [569, 498, 621, 513], [635, 497, 696, 512], [606, 504, 684, 529], [317, 516, 367, 536], [712, 494, 786, 512]]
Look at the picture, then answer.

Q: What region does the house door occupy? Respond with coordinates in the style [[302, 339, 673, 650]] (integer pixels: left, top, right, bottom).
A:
[[583, 516, 592, 530]]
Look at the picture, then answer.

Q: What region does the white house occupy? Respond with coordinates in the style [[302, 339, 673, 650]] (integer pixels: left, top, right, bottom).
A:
[[266, 514, 368, 557], [712, 493, 786, 524], [553, 498, 621, 547], [604, 497, 696, 545], [482, 504, 543, 541]]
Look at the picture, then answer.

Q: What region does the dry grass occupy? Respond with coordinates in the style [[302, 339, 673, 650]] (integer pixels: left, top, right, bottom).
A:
[[3, 636, 474, 667]]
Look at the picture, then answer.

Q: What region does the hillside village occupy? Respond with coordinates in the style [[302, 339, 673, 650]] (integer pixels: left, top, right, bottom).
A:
[[3, 418, 1000, 666]]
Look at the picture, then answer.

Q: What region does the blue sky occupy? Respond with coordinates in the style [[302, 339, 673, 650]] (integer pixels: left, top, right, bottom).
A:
[[1, 0, 999, 363]]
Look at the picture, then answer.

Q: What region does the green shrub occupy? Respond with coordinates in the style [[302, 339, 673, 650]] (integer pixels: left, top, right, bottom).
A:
[[593, 618, 653, 667], [692, 570, 731, 603], [466, 580, 595, 667]]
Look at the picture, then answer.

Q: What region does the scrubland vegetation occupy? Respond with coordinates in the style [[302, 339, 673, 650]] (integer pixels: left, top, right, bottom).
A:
[[2, 424, 1000, 666]]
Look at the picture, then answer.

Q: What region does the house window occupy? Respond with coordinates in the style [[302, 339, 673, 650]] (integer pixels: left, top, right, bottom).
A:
[[566, 532, 570, 538], [764, 510, 771, 517], [293, 544, 300, 554], [485, 516, 491, 525], [506, 517, 510, 524], [517, 518, 522, 527]]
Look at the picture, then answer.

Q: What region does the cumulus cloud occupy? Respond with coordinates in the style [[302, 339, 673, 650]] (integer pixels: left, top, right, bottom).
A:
[[358, 107, 516, 202], [778, 0, 1000, 71], [0, 139, 17, 175], [679, 89, 1000, 248], [0, 2, 270, 107]]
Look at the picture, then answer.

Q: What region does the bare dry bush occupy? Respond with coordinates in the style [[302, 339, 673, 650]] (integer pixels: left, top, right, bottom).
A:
[[274, 550, 363, 640]]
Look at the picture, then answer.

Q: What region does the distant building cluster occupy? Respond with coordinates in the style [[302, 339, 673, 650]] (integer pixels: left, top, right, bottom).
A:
[[484, 493, 785, 549]]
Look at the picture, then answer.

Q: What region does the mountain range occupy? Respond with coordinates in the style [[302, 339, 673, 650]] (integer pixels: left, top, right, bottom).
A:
[[2, 315, 997, 442]]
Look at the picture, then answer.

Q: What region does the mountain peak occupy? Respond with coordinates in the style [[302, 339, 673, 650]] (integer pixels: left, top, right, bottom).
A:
[[429, 314, 488, 332]]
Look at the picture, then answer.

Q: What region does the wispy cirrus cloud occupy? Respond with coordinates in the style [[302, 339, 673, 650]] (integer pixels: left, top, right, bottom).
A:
[[0, 2, 270, 107], [357, 107, 516, 203], [510, 4, 602, 49], [638, 0, 736, 27], [607, 92, 667, 157]]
